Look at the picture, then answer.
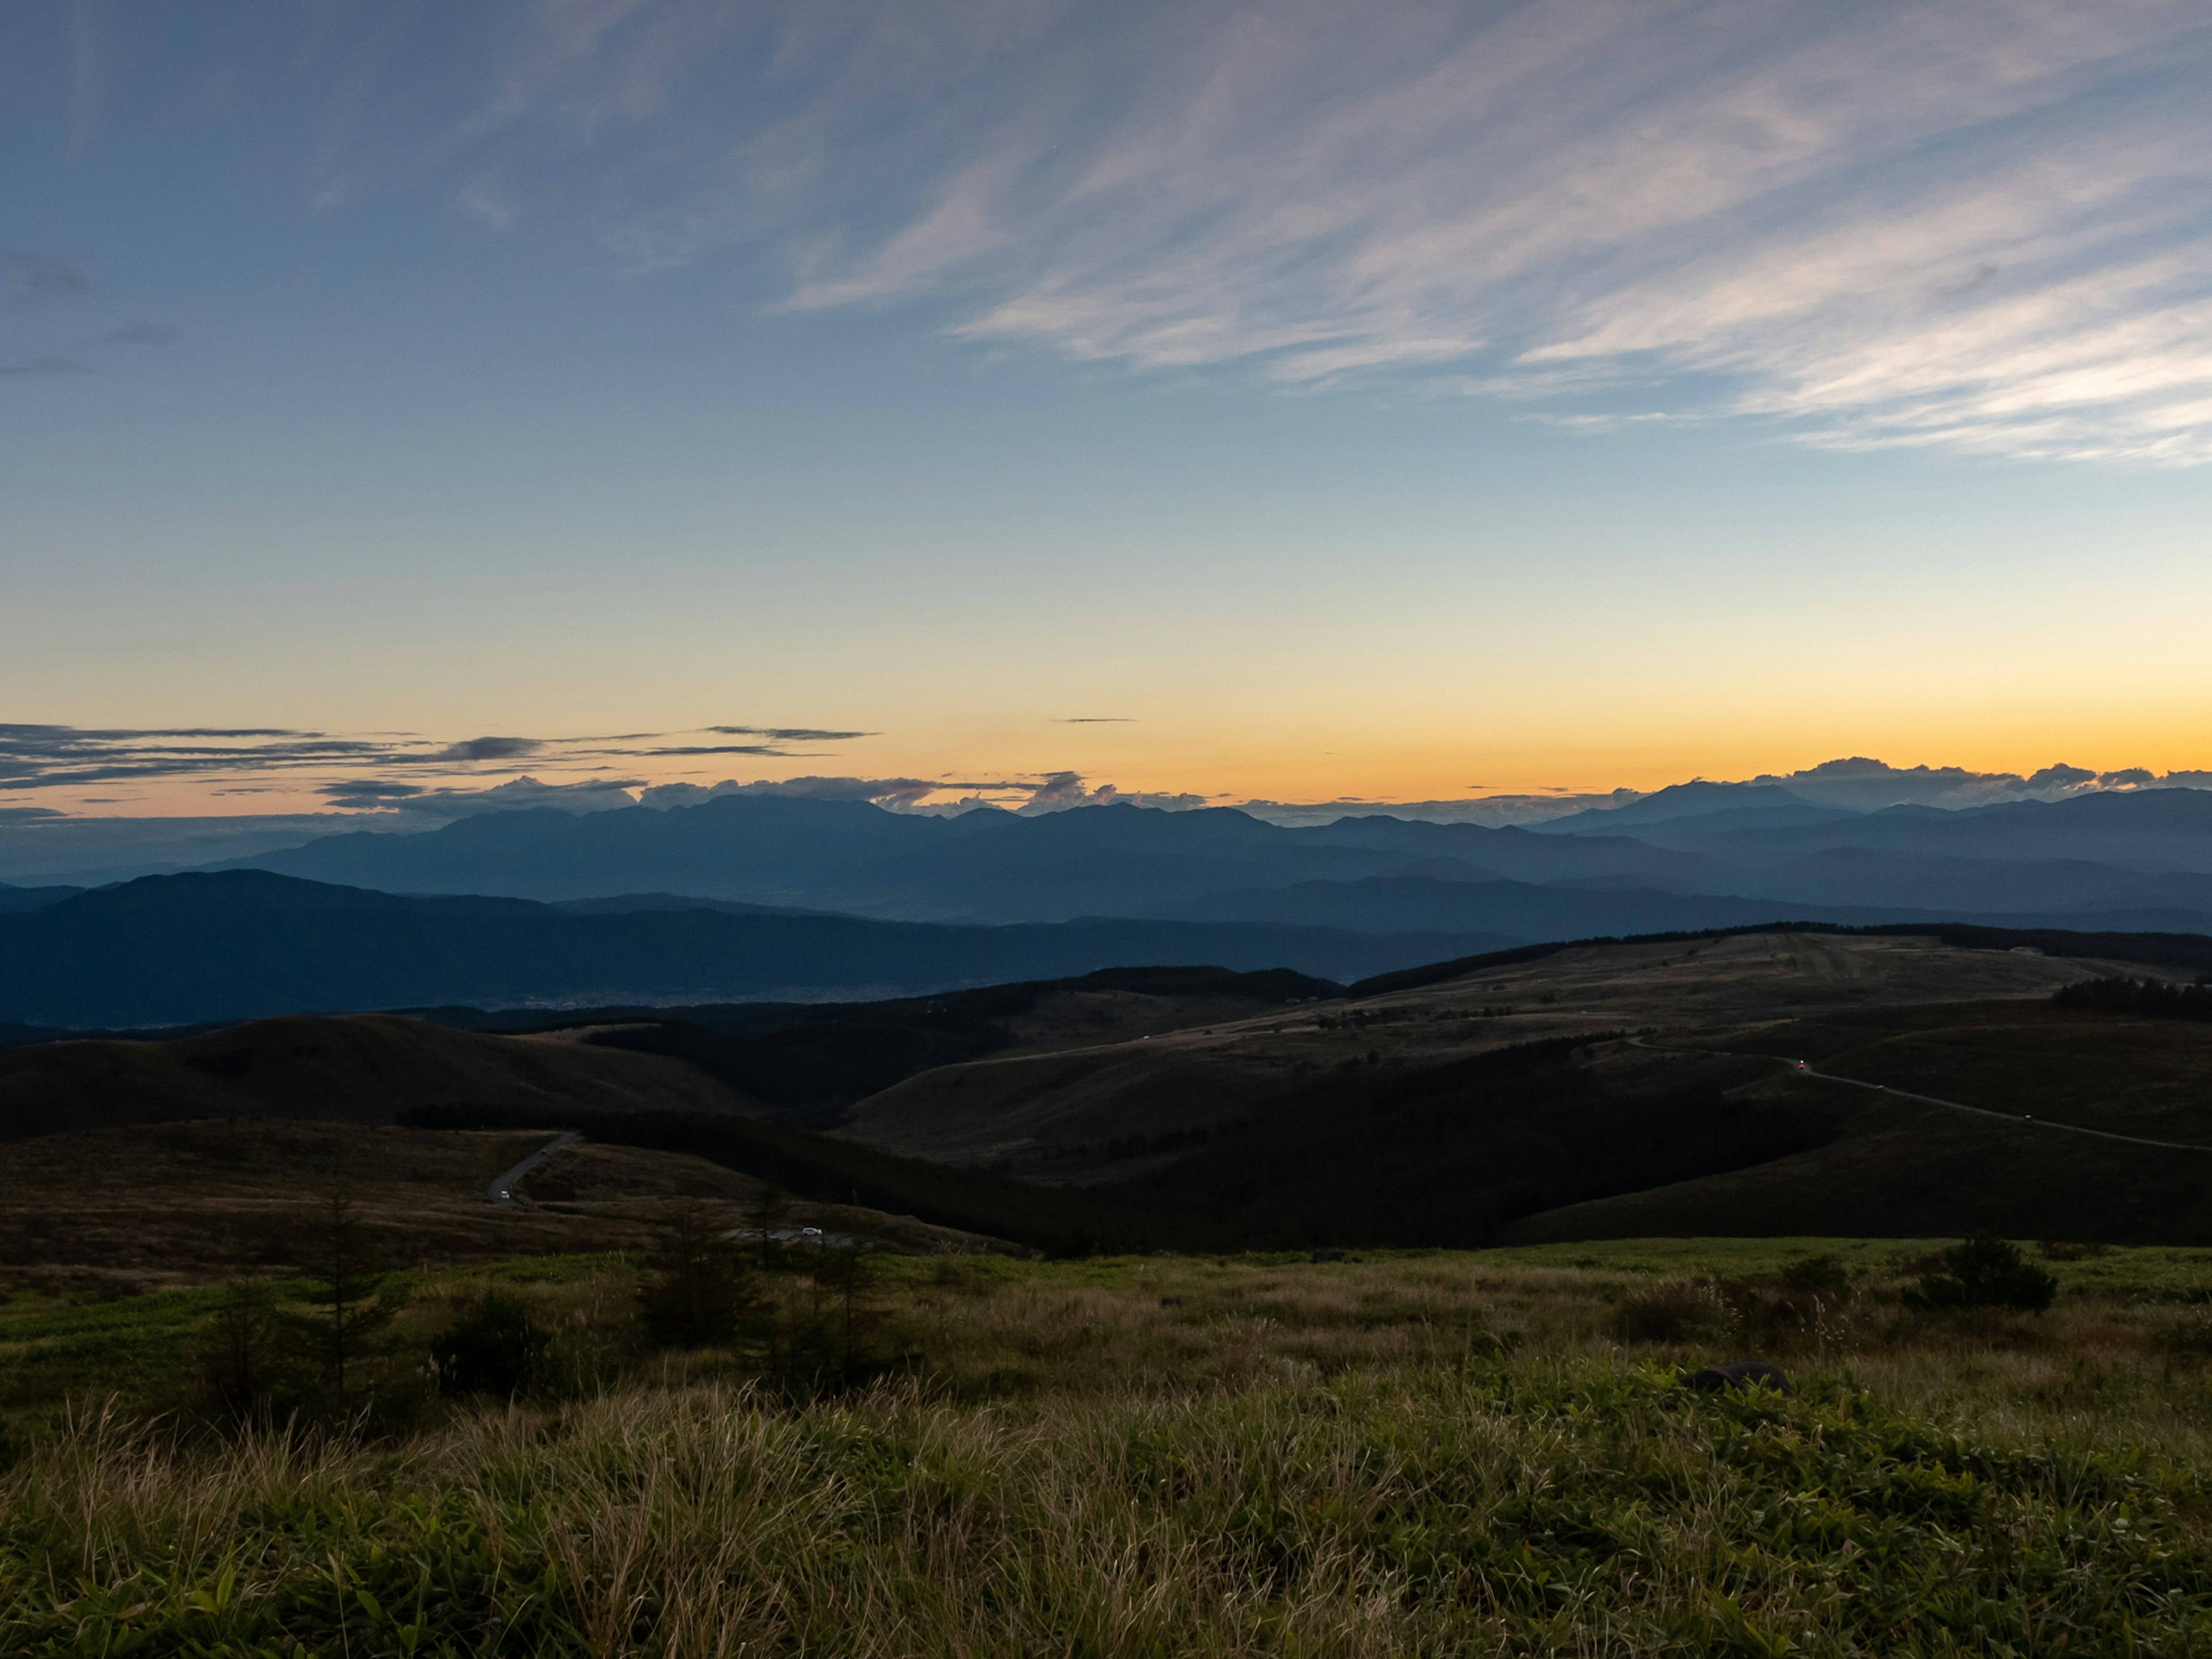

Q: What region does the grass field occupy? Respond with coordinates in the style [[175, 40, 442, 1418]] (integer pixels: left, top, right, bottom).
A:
[[10, 1240, 2212, 1654]]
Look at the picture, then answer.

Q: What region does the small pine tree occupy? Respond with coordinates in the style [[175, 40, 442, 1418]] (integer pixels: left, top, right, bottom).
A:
[[821, 1243, 885, 1379], [744, 1180, 794, 1271], [638, 1200, 756, 1350], [200, 1279, 289, 1421], [302, 1178, 404, 1412]]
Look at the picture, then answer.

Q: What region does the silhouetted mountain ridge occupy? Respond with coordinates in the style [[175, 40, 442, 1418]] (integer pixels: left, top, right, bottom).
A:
[[206, 791, 2212, 933], [0, 870, 1521, 1028]]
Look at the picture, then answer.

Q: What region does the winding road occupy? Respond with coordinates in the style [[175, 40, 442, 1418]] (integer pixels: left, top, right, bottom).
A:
[[486, 1131, 578, 1207], [1628, 1036, 2212, 1156]]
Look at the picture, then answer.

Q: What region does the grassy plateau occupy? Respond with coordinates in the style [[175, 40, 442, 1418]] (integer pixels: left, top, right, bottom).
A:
[[9, 1240, 2212, 1656]]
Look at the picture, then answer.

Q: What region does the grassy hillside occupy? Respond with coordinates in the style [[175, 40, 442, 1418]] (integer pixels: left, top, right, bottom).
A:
[[1713, 997, 2212, 1140], [0, 1119, 1003, 1294], [1107, 1036, 1845, 1247], [7, 931, 2209, 1260], [404, 1102, 1215, 1256], [1509, 998, 2212, 1244], [10, 1244, 2212, 1654], [0, 1013, 754, 1142], [581, 965, 1343, 1118], [846, 930, 2119, 1156], [827, 931, 2212, 1247]]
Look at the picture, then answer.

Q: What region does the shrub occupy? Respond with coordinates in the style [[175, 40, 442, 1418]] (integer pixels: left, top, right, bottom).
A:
[[429, 1290, 550, 1399], [1780, 1253, 1853, 1296], [1904, 1234, 2059, 1313], [2154, 1305, 2212, 1360], [2039, 1240, 2113, 1262], [1608, 1278, 1737, 1344]]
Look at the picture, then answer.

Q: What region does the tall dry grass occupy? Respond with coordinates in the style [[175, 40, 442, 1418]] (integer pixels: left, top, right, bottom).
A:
[[9, 1252, 2212, 1654]]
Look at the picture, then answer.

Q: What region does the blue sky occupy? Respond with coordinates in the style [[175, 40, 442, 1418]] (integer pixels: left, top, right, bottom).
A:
[[5, 0, 2212, 820]]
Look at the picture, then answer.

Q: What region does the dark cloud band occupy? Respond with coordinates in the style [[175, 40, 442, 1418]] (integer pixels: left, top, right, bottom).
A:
[[0, 722, 871, 796]]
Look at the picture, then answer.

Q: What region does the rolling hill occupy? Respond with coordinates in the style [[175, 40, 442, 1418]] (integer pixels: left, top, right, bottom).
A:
[[6, 921, 2212, 1251], [0, 1011, 753, 1142]]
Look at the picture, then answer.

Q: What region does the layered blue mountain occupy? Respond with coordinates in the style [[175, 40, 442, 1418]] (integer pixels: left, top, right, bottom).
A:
[[1578, 787, 2212, 870], [1139, 876, 1938, 938], [0, 881, 85, 914], [1532, 781, 1854, 835], [9, 787, 2206, 1027], [0, 870, 1522, 1028], [218, 796, 1732, 920], [207, 789, 2212, 940]]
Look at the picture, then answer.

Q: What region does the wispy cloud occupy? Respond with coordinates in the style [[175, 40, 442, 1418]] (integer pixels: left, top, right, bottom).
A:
[[707, 725, 876, 741], [2, 249, 92, 304], [0, 722, 873, 802], [631, 769, 1213, 816], [1, 248, 177, 382], [433, 0, 2212, 464]]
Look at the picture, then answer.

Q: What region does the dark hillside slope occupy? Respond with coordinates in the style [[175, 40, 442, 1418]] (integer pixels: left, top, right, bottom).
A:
[[1506, 1089, 2212, 1246], [1506, 996, 2212, 1244], [1108, 1037, 1844, 1248], [0, 1013, 751, 1142], [0, 870, 1510, 1027], [583, 965, 1343, 1118], [406, 1103, 1210, 1256]]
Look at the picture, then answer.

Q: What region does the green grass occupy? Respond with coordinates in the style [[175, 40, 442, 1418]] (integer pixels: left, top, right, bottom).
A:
[[12, 1243, 2212, 1654], [0, 1256, 632, 1423]]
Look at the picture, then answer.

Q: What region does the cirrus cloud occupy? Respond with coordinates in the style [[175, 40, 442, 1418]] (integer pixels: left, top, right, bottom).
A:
[[446, 0, 2212, 464]]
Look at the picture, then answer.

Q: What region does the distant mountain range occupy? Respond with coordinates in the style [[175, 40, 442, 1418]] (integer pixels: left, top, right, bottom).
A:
[[2, 786, 2206, 1028], [0, 881, 85, 914], [0, 870, 1523, 1028], [202, 786, 2212, 933]]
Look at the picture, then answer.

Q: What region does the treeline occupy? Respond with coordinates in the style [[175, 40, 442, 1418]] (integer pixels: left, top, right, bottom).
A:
[[1109, 1035, 1844, 1249], [400, 1103, 1221, 1256], [2053, 976, 2212, 1021]]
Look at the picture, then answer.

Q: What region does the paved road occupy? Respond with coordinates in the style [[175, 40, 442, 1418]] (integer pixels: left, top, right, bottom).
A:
[[1628, 1036, 2212, 1155], [486, 1131, 578, 1207]]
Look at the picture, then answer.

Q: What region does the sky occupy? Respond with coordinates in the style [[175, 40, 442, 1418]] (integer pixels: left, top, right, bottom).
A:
[[5, 0, 2212, 825]]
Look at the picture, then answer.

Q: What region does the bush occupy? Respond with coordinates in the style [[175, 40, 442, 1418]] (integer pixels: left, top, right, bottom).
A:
[[429, 1290, 550, 1399], [1904, 1234, 2059, 1313], [1780, 1253, 1853, 1296], [2155, 1306, 2212, 1360], [1608, 1278, 1737, 1344]]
